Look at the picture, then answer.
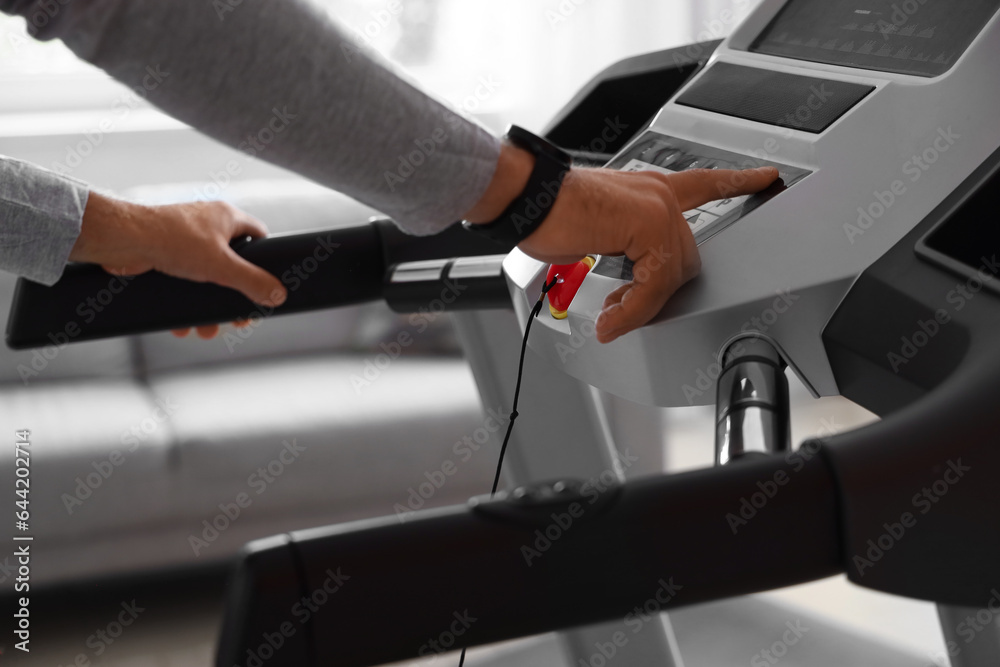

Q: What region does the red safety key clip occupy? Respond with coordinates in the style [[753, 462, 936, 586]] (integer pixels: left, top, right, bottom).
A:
[[546, 257, 596, 319]]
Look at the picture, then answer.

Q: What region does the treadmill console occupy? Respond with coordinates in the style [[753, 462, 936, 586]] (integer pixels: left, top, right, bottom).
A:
[[505, 0, 1000, 408], [593, 132, 811, 281]]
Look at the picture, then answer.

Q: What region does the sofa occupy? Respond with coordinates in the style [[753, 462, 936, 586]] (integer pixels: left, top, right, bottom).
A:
[[0, 180, 499, 588]]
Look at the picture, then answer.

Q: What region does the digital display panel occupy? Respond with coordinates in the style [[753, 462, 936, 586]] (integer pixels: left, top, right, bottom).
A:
[[751, 0, 1000, 77]]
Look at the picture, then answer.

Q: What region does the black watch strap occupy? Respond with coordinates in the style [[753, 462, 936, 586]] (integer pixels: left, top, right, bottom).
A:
[[462, 125, 572, 247]]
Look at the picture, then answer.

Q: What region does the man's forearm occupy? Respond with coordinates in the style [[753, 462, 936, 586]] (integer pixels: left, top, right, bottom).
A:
[[2, 0, 501, 235]]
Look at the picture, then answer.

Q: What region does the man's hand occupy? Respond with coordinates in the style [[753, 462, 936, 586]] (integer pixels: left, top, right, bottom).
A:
[[69, 193, 288, 338], [465, 144, 780, 343]]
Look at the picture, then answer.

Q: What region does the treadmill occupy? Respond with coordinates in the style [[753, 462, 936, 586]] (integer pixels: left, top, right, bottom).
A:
[[8, 0, 1000, 665]]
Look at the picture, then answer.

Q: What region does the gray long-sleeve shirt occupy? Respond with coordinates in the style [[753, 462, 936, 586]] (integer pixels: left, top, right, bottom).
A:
[[1, 0, 501, 284]]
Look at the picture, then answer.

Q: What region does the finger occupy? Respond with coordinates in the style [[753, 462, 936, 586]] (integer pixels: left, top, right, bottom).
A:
[[597, 285, 633, 343], [196, 324, 220, 339], [232, 319, 252, 328], [597, 285, 663, 344], [596, 225, 690, 343], [228, 207, 270, 240], [601, 283, 632, 311], [677, 210, 702, 282], [210, 248, 288, 307], [523, 251, 598, 266], [669, 166, 779, 211], [172, 328, 192, 338], [597, 254, 683, 343]]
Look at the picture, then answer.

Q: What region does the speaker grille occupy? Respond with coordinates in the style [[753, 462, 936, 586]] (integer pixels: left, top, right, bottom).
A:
[[675, 62, 874, 134]]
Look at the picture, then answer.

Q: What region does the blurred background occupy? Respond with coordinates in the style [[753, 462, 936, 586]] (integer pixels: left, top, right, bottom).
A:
[[0, 0, 762, 193], [0, 1, 949, 666]]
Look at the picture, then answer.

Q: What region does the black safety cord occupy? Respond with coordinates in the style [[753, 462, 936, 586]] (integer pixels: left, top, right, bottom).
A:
[[458, 275, 560, 667]]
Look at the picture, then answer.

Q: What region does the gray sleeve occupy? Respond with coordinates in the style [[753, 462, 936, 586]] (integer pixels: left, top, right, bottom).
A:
[[0, 155, 88, 285], [1, 0, 502, 235]]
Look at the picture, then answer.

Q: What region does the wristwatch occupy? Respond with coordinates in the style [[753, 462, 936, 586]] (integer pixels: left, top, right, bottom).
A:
[[462, 125, 573, 246]]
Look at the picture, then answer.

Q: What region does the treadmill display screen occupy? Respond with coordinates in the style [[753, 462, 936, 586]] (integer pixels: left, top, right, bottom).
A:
[[750, 0, 1000, 77]]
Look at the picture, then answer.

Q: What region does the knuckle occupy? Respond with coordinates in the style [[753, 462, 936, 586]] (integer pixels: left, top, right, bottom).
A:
[[643, 179, 679, 213], [215, 200, 239, 217], [657, 181, 680, 207]]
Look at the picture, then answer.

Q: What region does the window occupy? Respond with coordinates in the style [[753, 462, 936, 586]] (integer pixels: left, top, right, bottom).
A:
[[314, 0, 762, 130], [1, 0, 762, 127]]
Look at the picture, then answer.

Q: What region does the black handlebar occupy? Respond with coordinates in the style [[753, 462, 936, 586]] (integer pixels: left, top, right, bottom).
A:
[[6, 226, 383, 349], [5, 220, 512, 349], [212, 341, 1000, 667], [217, 454, 843, 667]]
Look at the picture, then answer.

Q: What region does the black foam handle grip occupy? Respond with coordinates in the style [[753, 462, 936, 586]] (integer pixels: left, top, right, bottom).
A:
[[5, 226, 385, 350], [216, 455, 842, 667]]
